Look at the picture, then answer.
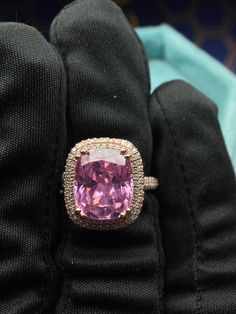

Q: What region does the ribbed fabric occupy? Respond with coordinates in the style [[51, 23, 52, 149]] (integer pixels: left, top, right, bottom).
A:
[[0, 23, 66, 313]]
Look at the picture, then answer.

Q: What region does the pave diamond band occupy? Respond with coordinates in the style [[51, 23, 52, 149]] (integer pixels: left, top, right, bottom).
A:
[[144, 176, 159, 190]]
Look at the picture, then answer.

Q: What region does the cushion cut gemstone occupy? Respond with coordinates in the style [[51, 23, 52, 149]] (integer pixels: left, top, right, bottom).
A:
[[74, 148, 133, 220]]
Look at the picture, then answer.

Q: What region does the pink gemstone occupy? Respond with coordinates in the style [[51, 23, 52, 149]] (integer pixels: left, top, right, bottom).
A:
[[74, 148, 133, 220]]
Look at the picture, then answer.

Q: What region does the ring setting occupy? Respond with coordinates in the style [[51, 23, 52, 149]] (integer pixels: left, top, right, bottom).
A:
[[64, 138, 158, 230]]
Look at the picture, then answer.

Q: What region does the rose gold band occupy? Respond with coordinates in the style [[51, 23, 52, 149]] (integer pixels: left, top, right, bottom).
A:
[[144, 176, 159, 190]]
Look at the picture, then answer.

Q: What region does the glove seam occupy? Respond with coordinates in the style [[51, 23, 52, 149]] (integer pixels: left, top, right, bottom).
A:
[[39, 45, 66, 313], [149, 193, 165, 313], [132, 30, 151, 96], [50, 15, 72, 313], [154, 90, 203, 314]]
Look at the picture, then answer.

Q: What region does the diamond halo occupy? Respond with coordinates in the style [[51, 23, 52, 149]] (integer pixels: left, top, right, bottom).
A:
[[64, 138, 155, 230]]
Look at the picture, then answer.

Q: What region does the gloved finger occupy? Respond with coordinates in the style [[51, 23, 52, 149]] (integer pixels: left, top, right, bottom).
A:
[[0, 23, 66, 313], [150, 80, 236, 313], [50, 0, 164, 313]]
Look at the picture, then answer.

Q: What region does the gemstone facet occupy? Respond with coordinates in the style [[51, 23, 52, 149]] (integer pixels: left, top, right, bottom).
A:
[[74, 148, 133, 220]]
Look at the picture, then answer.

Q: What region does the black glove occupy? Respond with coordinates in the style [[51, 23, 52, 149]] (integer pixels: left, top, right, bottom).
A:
[[0, 1, 236, 313]]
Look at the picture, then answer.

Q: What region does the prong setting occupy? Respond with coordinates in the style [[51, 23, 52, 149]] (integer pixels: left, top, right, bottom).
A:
[[80, 150, 87, 155]]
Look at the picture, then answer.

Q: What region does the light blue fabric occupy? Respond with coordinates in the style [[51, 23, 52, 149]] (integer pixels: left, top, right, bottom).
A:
[[136, 24, 236, 171]]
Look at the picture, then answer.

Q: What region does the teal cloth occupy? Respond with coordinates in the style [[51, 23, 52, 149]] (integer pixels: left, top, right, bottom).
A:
[[136, 24, 236, 171]]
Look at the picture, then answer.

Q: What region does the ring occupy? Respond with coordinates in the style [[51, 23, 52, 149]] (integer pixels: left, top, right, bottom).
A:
[[64, 138, 159, 230]]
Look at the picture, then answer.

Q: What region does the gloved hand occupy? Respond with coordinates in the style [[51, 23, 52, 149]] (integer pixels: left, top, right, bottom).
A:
[[0, 1, 236, 313]]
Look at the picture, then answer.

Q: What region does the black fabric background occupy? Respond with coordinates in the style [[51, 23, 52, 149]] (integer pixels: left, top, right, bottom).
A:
[[0, 23, 67, 312], [151, 81, 236, 313], [0, 0, 236, 313]]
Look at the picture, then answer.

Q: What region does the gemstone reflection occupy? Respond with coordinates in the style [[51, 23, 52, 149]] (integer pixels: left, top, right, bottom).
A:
[[74, 148, 133, 220]]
